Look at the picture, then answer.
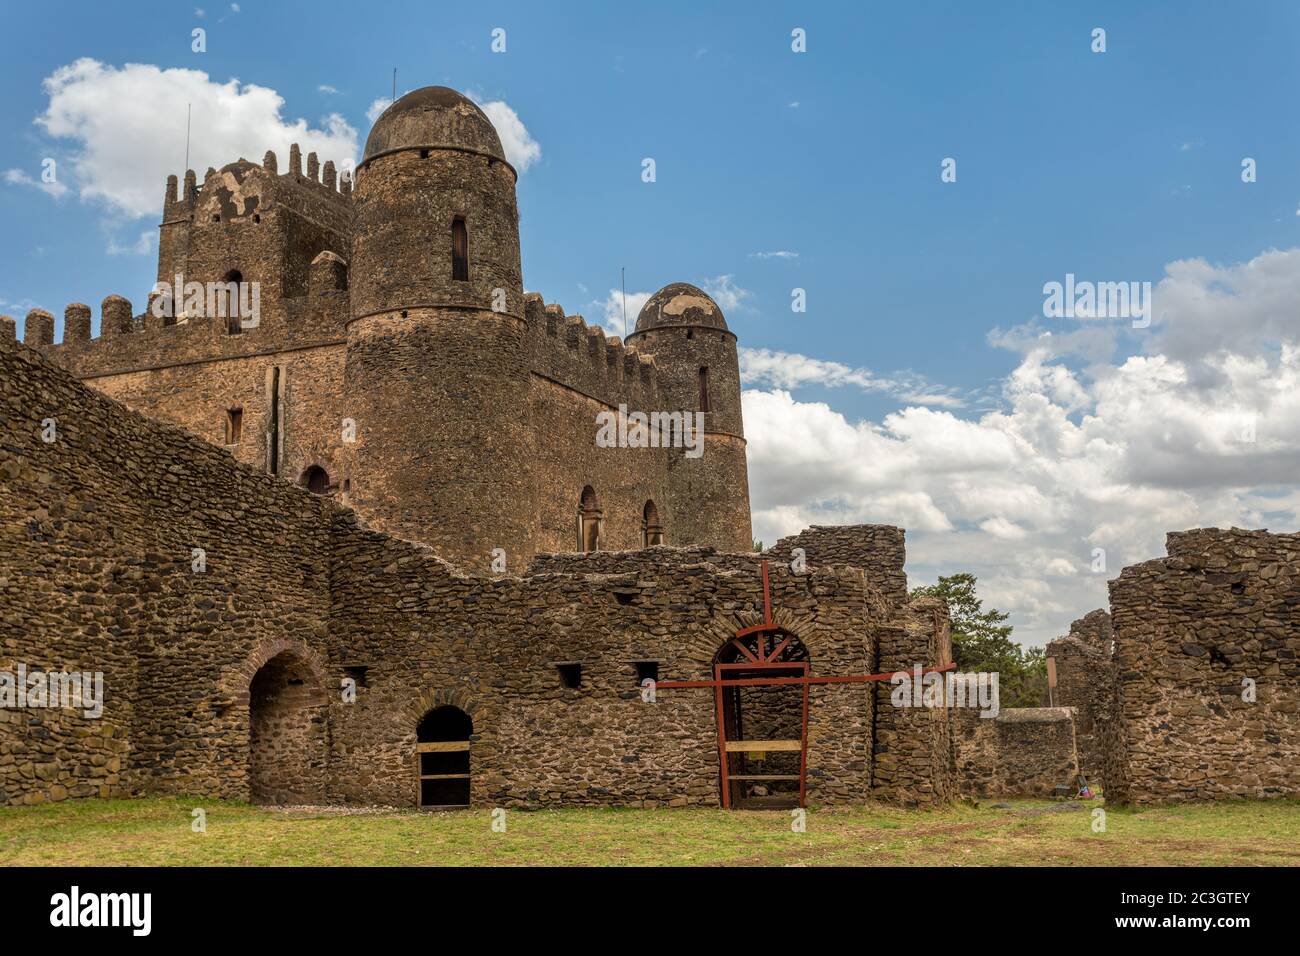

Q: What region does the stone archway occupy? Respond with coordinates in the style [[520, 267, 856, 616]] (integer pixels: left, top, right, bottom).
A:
[[234, 640, 328, 805]]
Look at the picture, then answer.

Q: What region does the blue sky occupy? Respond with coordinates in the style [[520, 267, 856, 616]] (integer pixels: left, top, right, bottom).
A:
[[4, 1, 1300, 645]]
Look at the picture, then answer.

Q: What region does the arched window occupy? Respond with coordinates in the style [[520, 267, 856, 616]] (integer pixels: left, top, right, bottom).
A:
[[642, 500, 663, 547], [578, 485, 601, 553], [451, 216, 469, 281], [417, 705, 471, 807], [300, 465, 330, 495], [698, 366, 711, 413], [222, 270, 244, 334]]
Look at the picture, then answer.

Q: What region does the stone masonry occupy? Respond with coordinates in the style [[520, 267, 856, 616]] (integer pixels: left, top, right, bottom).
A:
[[1104, 529, 1300, 804], [0, 335, 953, 807]]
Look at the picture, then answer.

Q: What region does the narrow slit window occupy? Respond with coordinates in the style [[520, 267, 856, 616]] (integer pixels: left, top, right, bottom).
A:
[[225, 408, 243, 445], [698, 366, 711, 413], [451, 216, 469, 281]]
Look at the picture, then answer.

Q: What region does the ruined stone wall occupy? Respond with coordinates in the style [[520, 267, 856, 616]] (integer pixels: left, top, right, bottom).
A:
[[326, 531, 880, 807], [767, 525, 909, 606], [871, 597, 954, 804], [1045, 610, 1115, 790], [1106, 528, 1300, 805], [952, 707, 1079, 797], [2, 340, 905, 808], [0, 338, 338, 805]]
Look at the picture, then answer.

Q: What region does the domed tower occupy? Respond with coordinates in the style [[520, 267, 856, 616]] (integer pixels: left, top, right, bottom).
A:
[[343, 87, 535, 568], [624, 283, 752, 551]]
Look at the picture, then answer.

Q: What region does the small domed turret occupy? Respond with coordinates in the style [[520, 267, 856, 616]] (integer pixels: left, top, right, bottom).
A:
[[634, 283, 728, 334], [363, 87, 507, 165]]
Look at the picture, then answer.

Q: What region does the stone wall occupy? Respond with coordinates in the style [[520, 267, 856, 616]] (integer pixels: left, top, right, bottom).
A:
[[1, 337, 336, 805], [952, 707, 1079, 797], [1, 339, 945, 808], [1106, 528, 1300, 804], [1045, 609, 1115, 789], [766, 525, 909, 606]]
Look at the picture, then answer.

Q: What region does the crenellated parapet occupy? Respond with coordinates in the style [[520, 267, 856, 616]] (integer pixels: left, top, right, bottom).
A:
[[524, 292, 666, 413], [37, 286, 349, 380]]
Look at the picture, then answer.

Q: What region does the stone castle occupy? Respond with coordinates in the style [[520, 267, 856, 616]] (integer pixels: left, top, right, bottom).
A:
[[20, 85, 751, 570], [1, 87, 1295, 811]]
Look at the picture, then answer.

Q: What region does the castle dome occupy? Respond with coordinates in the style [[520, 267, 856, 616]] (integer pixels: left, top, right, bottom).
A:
[[634, 283, 728, 334], [362, 86, 507, 165]]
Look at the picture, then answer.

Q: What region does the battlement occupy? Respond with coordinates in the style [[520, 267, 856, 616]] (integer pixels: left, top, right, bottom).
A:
[[36, 288, 348, 380], [524, 292, 666, 412], [162, 143, 354, 224]]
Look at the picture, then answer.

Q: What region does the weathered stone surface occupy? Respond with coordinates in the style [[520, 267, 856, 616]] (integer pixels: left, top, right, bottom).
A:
[[1104, 529, 1300, 805], [0, 336, 952, 808]]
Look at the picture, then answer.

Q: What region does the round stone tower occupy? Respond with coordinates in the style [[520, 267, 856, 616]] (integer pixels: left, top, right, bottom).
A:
[[625, 283, 752, 551], [343, 86, 535, 568]]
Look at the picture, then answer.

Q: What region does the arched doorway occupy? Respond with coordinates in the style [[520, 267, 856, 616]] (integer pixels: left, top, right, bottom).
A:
[[248, 650, 327, 804], [714, 629, 810, 809], [578, 485, 601, 552], [416, 705, 472, 808], [641, 500, 663, 546], [300, 464, 330, 495]]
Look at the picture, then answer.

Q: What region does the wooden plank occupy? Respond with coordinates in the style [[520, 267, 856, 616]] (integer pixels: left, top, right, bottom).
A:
[[416, 741, 469, 753], [728, 774, 800, 781], [418, 773, 470, 780], [725, 740, 802, 753]]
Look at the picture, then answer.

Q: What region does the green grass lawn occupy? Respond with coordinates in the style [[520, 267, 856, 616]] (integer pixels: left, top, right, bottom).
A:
[[2, 797, 1298, 866]]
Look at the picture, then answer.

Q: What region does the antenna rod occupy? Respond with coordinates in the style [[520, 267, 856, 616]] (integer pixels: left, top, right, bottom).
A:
[[184, 103, 191, 170], [392, 68, 396, 102]]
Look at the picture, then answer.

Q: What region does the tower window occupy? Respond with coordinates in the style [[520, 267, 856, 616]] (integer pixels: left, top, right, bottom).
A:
[[224, 408, 243, 445], [222, 270, 244, 334], [556, 663, 583, 689], [698, 366, 711, 413], [451, 216, 469, 281]]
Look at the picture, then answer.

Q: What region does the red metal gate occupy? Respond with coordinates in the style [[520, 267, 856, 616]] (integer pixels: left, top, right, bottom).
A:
[[655, 560, 956, 809]]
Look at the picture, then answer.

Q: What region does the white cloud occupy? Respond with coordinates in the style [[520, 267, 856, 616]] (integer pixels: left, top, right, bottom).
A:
[[590, 288, 652, 338], [746, 246, 1300, 648], [472, 97, 541, 173], [4, 167, 68, 199], [318, 84, 340, 95], [750, 250, 799, 260], [701, 274, 752, 312], [366, 97, 391, 123], [740, 347, 966, 408], [106, 229, 153, 256], [34, 59, 359, 219]]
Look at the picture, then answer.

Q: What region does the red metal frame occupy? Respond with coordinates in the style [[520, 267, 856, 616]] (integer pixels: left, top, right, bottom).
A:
[[656, 560, 957, 809]]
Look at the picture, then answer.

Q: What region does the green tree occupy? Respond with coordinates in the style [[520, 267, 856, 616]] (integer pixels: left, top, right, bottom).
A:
[[910, 572, 1046, 708]]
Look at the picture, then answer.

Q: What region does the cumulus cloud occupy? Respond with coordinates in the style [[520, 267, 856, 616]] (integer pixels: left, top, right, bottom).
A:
[[745, 246, 1300, 647], [590, 288, 652, 338], [701, 274, 752, 312], [3, 167, 68, 199], [366, 97, 391, 123], [740, 347, 967, 408], [34, 58, 359, 219], [470, 97, 541, 172]]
